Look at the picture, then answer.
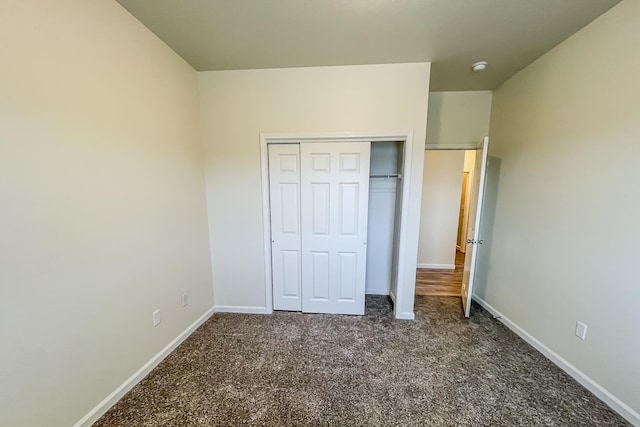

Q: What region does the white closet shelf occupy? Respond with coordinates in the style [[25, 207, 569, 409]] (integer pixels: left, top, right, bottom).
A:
[[370, 174, 402, 179]]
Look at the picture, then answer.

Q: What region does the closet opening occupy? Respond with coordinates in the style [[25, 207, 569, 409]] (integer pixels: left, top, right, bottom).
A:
[[260, 133, 413, 319], [365, 141, 404, 314]]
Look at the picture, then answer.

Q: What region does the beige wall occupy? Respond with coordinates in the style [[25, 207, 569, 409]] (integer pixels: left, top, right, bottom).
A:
[[426, 91, 492, 147], [417, 151, 465, 267], [476, 0, 640, 420], [199, 63, 431, 317], [463, 150, 476, 173], [0, 1, 213, 426]]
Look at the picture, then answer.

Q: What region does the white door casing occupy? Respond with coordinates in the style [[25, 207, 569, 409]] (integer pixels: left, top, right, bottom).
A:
[[300, 142, 371, 314], [268, 144, 302, 311], [461, 137, 489, 318]]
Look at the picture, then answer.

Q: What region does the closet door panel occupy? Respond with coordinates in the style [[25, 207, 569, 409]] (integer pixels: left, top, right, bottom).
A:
[[301, 142, 370, 315], [269, 144, 302, 311], [281, 250, 300, 297], [338, 183, 359, 236], [311, 251, 330, 300], [311, 183, 330, 236], [338, 252, 357, 301]]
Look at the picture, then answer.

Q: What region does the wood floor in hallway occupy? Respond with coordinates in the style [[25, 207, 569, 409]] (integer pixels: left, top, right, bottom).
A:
[[415, 251, 465, 296]]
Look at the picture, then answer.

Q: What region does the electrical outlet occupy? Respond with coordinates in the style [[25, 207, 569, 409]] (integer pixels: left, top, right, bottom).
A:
[[575, 321, 587, 340], [152, 309, 161, 327], [181, 293, 188, 307]]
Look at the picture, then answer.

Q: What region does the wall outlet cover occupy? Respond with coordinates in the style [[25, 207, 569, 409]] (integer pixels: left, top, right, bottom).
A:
[[575, 321, 587, 340], [152, 309, 161, 327]]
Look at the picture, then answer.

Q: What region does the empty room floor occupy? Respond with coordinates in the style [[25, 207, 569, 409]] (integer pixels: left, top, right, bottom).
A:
[[416, 251, 465, 297], [95, 296, 627, 426]]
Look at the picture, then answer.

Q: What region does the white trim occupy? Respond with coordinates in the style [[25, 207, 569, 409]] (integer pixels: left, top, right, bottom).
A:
[[260, 131, 413, 321], [425, 142, 482, 150], [473, 295, 640, 426], [214, 305, 271, 314], [365, 289, 390, 296], [73, 307, 216, 427], [396, 311, 415, 320], [416, 263, 455, 270], [261, 131, 412, 143], [389, 289, 396, 304], [260, 134, 274, 313], [391, 132, 413, 320]]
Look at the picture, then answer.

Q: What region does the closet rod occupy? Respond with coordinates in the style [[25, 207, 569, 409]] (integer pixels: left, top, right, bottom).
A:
[[369, 174, 402, 179]]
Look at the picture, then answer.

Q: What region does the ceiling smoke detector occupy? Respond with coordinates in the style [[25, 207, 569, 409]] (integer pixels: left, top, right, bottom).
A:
[[471, 61, 488, 72]]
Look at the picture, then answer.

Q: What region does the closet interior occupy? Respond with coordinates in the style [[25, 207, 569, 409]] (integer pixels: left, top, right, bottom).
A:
[[365, 141, 403, 302]]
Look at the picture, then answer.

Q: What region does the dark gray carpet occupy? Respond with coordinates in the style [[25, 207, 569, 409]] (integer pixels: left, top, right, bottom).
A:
[[95, 296, 628, 426]]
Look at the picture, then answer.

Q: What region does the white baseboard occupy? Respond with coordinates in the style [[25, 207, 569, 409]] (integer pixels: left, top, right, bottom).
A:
[[214, 305, 271, 314], [473, 295, 640, 426], [389, 290, 396, 304], [365, 289, 391, 296], [73, 307, 216, 427], [416, 263, 455, 269], [395, 311, 415, 320]]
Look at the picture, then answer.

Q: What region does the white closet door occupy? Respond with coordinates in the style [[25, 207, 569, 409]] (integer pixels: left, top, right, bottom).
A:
[[300, 142, 371, 315], [269, 144, 302, 311]]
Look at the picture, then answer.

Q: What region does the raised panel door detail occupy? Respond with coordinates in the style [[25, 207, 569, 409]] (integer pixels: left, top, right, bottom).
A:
[[311, 183, 330, 236], [340, 153, 360, 172], [338, 252, 357, 301], [311, 252, 330, 300], [280, 183, 299, 234], [279, 154, 298, 173], [339, 183, 359, 236], [281, 250, 300, 297], [311, 154, 331, 172]]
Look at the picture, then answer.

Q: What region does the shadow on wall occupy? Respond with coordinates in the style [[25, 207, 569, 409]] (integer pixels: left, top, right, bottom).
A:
[[473, 156, 501, 300]]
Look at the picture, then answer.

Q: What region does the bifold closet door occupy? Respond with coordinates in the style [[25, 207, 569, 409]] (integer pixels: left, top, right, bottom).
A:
[[268, 144, 302, 311], [300, 142, 371, 315]]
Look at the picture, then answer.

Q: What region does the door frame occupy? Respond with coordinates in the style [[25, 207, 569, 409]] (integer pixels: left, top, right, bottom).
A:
[[260, 131, 414, 319], [457, 171, 471, 252], [423, 137, 488, 316]]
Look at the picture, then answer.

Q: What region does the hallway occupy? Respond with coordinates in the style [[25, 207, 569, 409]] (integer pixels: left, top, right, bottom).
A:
[[415, 251, 464, 296]]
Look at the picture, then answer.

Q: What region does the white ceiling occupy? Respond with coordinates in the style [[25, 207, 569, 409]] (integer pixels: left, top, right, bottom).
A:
[[115, 0, 619, 91]]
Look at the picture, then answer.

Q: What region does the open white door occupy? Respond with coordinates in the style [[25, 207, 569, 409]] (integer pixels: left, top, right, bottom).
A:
[[300, 142, 371, 315], [461, 137, 489, 318], [268, 144, 302, 311]]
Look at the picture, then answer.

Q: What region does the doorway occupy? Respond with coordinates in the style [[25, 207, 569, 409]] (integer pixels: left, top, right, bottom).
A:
[[416, 150, 474, 297], [415, 138, 489, 317]]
